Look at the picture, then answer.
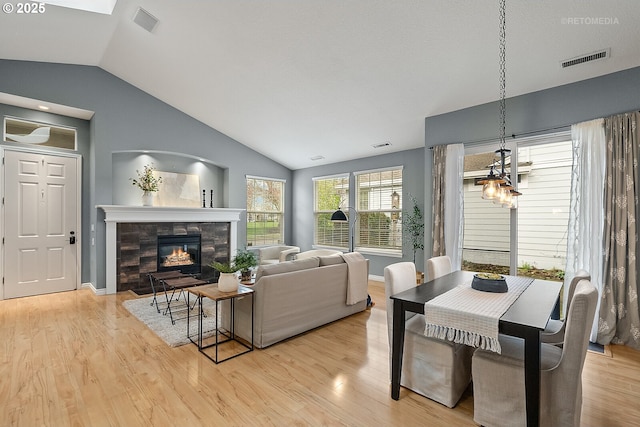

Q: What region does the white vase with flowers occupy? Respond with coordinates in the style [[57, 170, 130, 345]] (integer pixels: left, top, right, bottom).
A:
[[130, 163, 162, 206]]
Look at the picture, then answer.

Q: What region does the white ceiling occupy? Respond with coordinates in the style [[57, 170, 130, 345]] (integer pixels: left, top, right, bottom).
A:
[[2, 1, 639, 169]]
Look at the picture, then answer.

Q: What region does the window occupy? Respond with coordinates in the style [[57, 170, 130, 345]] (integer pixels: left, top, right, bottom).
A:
[[313, 174, 349, 248], [246, 176, 284, 246], [462, 132, 571, 284], [4, 117, 77, 150], [355, 167, 403, 252]]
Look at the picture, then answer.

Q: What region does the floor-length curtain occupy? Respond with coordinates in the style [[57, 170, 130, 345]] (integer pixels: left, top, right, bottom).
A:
[[431, 144, 464, 269], [567, 118, 606, 342], [443, 144, 464, 270], [597, 112, 640, 350], [431, 145, 447, 257]]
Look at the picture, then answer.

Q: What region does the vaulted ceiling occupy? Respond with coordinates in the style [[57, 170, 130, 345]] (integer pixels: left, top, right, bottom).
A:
[[2, 1, 639, 169]]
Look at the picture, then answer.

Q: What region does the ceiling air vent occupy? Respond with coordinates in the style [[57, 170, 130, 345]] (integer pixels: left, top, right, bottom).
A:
[[133, 7, 159, 33], [561, 49, 610, 68]]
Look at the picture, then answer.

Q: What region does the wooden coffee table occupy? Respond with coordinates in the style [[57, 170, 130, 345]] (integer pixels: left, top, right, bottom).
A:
[[187, 284, 254, 364]]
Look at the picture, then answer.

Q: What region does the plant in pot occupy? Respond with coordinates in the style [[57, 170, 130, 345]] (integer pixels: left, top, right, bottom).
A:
[[403, 193, 424, 283], [234, 248, 258, 282], [130, 163, 162, 206], [210, 260, 241, 292]]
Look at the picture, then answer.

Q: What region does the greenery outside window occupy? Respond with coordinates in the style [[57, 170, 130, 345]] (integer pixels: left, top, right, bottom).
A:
[[313, 174, 349, 248], [246, 176, 284, 246], [355, 167, 403, 253]]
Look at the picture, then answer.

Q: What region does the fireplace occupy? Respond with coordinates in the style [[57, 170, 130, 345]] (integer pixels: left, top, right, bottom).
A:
[[157, 234, 202, 275], [100, 206, 242, 294]]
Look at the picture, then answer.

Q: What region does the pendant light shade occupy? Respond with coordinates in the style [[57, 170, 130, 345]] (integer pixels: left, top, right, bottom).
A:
[[330, 209, 348, 222]]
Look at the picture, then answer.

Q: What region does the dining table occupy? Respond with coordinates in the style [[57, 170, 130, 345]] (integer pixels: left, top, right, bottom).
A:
[[390, 270, 562, 427]]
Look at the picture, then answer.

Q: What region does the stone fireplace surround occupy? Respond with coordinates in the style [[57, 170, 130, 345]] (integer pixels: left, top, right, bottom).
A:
[[99, 206, 244, 294], [118, 222, 223, 293]]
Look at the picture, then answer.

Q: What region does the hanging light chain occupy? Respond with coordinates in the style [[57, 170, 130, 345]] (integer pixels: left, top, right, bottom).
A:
[[482, 0, 520, 206], [498, 0, 506, 151]]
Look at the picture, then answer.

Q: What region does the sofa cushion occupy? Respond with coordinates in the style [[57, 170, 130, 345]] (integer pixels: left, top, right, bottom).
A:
[[255, 257, 320, 281], [318, 255, 345, 266]]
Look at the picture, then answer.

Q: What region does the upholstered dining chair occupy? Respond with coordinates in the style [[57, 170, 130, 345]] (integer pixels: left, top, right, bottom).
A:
[[542, 269, 590, 346], [426, 255, 452, 281], [384, 262, 472, 408], [472, 279, 597, 427]]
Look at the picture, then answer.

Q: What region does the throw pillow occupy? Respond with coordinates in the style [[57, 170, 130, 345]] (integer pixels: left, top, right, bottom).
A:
[[318, 255, 344, 266], [255, 257, 320, 281]]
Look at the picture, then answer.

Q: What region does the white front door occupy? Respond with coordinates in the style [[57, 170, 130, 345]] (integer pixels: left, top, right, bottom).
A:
[[3, 149, 79, 299]]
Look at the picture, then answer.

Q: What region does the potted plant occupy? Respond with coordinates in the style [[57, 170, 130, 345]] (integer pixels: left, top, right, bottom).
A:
[[210, 260, 241, 292], [234, 248, 258, 282], [130, 163, 162, 206], [403, 193, 425, 283]]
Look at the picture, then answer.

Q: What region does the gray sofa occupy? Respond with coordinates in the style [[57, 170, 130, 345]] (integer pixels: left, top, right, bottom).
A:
[[232, 255, 368, 348]]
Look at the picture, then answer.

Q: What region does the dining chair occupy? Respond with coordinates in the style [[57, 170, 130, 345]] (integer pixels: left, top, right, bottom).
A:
[[384, 261, 472, 408], [426, 255, 452, 281], [542, 269, 590, 346], [472, 279, 597, 427]]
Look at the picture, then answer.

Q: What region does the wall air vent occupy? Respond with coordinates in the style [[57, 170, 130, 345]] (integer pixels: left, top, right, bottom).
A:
[[372, 142, 391, 149], [561, 48, 610, 68], [133, 7, 158, 33]]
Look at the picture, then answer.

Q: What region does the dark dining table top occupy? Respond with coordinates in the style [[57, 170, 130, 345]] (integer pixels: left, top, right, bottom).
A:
[[390, 270, 563, 331]]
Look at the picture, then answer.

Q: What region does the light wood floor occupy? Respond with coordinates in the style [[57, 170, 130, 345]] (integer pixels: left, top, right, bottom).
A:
[[1, 281, 639, 426]]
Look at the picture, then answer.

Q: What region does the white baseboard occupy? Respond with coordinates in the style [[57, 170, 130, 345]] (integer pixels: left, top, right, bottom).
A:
[[368, 274, 384, 284], [81, 282, 106, 295]]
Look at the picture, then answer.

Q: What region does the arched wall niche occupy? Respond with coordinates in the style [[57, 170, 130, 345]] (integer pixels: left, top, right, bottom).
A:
[[112, 150, 226, 208]]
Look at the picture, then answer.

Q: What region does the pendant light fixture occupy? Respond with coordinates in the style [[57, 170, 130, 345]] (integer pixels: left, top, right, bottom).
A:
[[478, 0, 521, 208]]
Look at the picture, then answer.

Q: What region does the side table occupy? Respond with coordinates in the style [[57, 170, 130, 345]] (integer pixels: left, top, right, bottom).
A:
[[187, 284, 254, 364]]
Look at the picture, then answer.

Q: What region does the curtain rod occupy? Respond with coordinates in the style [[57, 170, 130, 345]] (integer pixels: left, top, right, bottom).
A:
[[428, 123, 571, 149], [428, 107, 640, 149]]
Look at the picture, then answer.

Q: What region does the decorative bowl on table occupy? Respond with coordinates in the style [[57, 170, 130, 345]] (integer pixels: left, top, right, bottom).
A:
[[471, 273, 508, 293]]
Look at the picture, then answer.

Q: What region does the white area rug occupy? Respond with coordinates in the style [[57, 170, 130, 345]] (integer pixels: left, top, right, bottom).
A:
[[123, 295, 219, 347]]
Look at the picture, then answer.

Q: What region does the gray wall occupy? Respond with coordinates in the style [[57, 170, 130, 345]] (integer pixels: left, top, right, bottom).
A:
[[2, 58, 639, 289], [292, 148, 426, 277], [424, 66, 640, 258], [0, 59, 292, 290]]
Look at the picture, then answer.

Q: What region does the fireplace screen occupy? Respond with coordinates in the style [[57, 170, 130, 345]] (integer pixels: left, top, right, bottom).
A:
[[157, 234, 201, 275]]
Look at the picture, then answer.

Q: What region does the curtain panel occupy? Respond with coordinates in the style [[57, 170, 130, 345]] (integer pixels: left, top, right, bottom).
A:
[[431, 145, 447, 256], [567, 118, 606, 342], [431, 144, 464, 269], [443, 144, 464, 270], [597, 112, 640, 350]]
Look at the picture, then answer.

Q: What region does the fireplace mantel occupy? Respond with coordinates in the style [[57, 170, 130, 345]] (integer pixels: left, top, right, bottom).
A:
[[99, 205, 244, 223], [98, 205, 245, 294]]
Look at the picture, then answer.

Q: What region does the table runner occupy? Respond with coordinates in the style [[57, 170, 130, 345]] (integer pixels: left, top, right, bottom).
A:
[[424, 275, 534, 353]]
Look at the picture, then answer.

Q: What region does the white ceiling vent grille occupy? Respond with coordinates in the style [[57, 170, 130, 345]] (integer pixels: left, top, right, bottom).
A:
[[561, 49, 610, 68], [133, 7, 158, 33]]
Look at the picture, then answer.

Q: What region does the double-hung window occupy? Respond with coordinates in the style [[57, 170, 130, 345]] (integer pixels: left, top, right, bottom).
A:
[[246, 176, 284, 246], [313, 174, 349, 248], [355, 167, 403, 253]]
